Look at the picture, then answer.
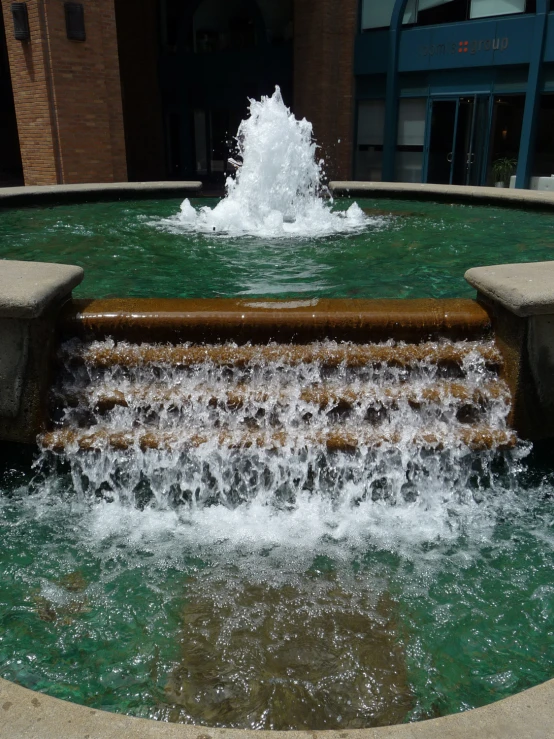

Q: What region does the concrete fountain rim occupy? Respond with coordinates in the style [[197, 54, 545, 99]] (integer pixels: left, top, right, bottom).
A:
[[0, 181, 203, 207], [2, 672, 554, 738], [329, 181, 554, 209], [1, 180, 554, 737], [2, 180, 554, 209]]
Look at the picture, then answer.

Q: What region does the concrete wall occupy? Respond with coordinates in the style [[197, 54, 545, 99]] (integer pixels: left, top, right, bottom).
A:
[[465, 261, 554, 441], [0, 260, 83, 443]]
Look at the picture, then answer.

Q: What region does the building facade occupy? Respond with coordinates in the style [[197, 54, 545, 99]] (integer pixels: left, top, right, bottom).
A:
[[0, 0, 551, 188], [356, 0, 553, 188]]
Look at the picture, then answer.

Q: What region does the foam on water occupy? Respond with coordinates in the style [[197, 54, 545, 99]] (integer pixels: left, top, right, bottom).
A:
[[159, 88, 368, 238]]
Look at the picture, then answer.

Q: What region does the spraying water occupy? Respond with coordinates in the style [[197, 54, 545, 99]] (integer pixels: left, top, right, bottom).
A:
[[164, 87, 367, 238]]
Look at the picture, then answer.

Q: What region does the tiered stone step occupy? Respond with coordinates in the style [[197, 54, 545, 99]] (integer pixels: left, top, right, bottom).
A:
[[59, 297, 492, 344], [53, 380, 509, 415], [41, 298, 515, 504], [60, 340, 501, 371], [41, 426, 516, 454]]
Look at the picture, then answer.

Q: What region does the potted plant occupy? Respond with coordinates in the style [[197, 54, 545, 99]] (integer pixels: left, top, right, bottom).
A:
[[492, 157, 517, 188]]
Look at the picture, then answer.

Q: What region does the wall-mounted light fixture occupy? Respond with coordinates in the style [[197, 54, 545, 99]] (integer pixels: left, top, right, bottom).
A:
[[11, 3, 30, 41], [64, 2, 86, 41]]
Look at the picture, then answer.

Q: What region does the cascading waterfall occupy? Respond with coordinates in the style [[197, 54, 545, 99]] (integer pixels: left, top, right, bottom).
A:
[[41, 337, 521, 532], [162, 87, 367, 237]]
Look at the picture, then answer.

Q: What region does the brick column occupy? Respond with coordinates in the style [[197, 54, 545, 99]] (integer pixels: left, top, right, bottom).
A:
[[294, 0, 358, 181], [1, 0, 127, 185]]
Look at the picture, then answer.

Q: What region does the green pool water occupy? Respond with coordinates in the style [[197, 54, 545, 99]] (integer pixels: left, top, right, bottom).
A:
[[1, 443, 554, 728], [1, 197, 554, 298]]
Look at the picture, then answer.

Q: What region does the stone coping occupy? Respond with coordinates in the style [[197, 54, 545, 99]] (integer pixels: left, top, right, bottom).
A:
[[2, 674, 554, 739], [0, 181, 202, 207], [329, 181, 554, 209], [465, 262, 554, 317], [0, 260, 84, 318], [4, 181, 554, 210]]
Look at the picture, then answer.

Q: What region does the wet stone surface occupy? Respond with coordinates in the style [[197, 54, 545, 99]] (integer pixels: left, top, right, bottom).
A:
[[160, 576, 413, 730]]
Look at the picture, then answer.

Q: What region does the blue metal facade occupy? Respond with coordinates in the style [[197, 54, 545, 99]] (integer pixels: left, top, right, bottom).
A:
[[355, 1, 554, 186]]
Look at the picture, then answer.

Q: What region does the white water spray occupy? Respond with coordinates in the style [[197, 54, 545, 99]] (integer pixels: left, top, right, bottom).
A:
[[164, 87, 367, 238]]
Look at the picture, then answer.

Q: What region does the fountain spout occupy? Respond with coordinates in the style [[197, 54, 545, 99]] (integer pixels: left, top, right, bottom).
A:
[[169, 87, 367, 237]]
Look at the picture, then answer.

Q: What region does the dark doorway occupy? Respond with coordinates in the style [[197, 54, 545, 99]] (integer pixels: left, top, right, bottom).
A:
[[159, 0, 293, 187], [0, 9, 23, 185], [427, 100, 457, 184], [486, 95, 525, 185], [533, 94, 554, 179], [426, 96, 490, 186]]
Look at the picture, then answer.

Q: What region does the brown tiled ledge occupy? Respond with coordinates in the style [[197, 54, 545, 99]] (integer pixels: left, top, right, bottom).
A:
[[59, 298, 492, 344]]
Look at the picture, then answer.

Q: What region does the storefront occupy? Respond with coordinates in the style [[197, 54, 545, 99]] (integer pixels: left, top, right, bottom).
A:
[[355, 0, 554, 187]]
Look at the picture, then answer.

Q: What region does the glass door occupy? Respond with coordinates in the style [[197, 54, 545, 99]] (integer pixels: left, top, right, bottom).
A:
[[426, 96, 490, 186], [427, 99, 457, 185]]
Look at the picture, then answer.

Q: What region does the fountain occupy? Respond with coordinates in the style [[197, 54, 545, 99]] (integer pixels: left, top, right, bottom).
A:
[[167, 87, 366, 237], [2, 88, 554, 738]]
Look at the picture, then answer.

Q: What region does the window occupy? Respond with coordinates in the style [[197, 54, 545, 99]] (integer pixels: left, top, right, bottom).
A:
[[470, 0, 525, 18], [361, 0, 533, 30], [193, 0, 261, 53], [487, 96, 525, 185], [417, 0, 468, 25], [361, 0, 416, 29], [396, 99, 426, 182], [361, 0, 395, 30], [355, 100, 385, 181]]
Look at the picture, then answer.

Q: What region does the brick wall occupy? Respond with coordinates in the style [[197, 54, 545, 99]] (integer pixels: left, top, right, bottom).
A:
[[294, 0, 358, 181], [1, 0, 127, 185]]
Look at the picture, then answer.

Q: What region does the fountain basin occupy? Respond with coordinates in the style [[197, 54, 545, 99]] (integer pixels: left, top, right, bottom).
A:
[[3, 183, 554, 736]]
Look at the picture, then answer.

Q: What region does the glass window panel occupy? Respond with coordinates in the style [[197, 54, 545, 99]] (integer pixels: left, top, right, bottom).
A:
[[487, 95, 525, 185], [396, 152, 424, 182], [416, 0, 467, 24], [470, 0, 525, 17], [361, 0, 395, 29], [397, 99, 427, 146], [356, 151, 383, 181], [358, 100, 385, 146], [362, 0, 417, 29], [356, 100, 385, 181], [403, 0, 418, 23], [418, 0, 454, 9], [194, 110, 207, 173], [533, 95, 554, 179]]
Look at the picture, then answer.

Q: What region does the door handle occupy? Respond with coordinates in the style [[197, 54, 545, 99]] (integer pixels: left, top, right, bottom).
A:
[[467, 152, 475, 164], [447, 152, 453, 163]]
